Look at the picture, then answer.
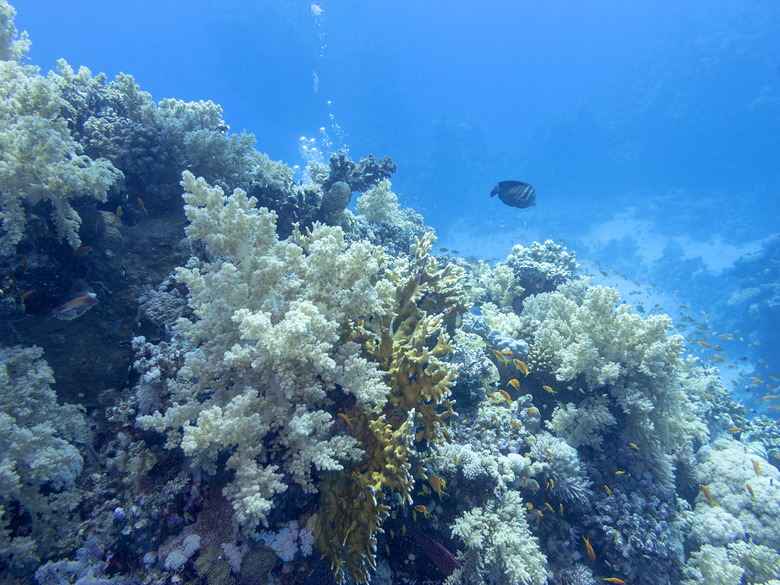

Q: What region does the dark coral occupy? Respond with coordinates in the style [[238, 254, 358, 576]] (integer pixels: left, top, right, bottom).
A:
[[320, 150, 397, 193]]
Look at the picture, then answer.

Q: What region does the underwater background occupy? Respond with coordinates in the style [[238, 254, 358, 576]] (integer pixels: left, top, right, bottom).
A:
[[2, 1, 780, 584]]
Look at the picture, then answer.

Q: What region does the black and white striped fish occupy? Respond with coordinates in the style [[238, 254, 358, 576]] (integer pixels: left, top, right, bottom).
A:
[[490, 180, 536, 208]]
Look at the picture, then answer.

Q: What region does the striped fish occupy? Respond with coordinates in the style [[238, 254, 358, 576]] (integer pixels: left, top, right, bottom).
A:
[[490, 180, 536, 208]]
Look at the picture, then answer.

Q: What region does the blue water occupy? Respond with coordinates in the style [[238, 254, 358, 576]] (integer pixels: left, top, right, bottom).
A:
[[16, 4, 779, 378], [20, 0, 779, 410]]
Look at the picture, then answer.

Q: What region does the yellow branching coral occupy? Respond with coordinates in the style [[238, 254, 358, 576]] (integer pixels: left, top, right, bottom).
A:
[[315, 233, 468, 583], [315, 410, 414, 584], [372, 232, 466, 444]]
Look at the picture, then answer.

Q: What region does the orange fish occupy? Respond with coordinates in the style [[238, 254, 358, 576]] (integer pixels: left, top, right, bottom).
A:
[[697, 341, 711, 348], [507, 379, 521, 391], [746, 483, 756, 500], [510, 420, 522, 431], [602, 579, 626, 584], [414, 504, 431, 519], [493, 349, 509, 364], [492, 415, 500, 425], [753, 460, 762, 476], [699, 484, 716, 506], [750, 377, 765, 385], [584, 536, 596, 561], [51, 291, 99, 320], [113, 205, 123, 224], [20, 290, 33, 309], [137, 197, 149, 214], [337, 413, 353, 429], [604, 484, 612, 496], [727, 427, 741, 433], [543, 385, 556, 395], [428, 473, 448, 501], [514, 359, 530, 376], [499, 389, 512, 403]]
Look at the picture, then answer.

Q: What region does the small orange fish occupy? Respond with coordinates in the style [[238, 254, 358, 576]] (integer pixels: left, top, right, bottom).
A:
[[510, 420, 522, 431], [699, 484, 716, 506], [545, 449, 554, 458], [727, 427, 741, 433], [514, 360, 530, 376], [414, 504, 431, 519], [137, 197, 148, 214], [113, 205, 123, 224], [544, 502, 554, 513], [493, 349, 509, 364], [615, 471, 626, 475], [20, 290, 33, 308], [753, 460, 762, 476], [750, 377, 765, 385], [499, 389, 512, 403], [507, 379, 521, 391], [629, 443, 639, 450], [602, 579, 626, 584], [543, 385, 556, 395], [502, 350, 513, 358], [697, 341, 711, 348], [337, 413, 353, 429], [51, 291, 99, 320], [525, 502, 533, 510], [584, 536, 596, 561], [428, 473, 448, 501], [527, 407, 538, 414], [536, 509, 543, 527], [746, 483, 756, 500], [559, 503, 563, 516], [492, 415, 500, 425], [546, 478, 554, 490], [604, 484, 612, 496]]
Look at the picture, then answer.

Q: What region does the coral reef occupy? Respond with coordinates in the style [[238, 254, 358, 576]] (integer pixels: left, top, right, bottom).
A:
[[448, 489, 547, 585], [0, 54, 123, 255], [519, 281, 708, 487], [477, 239, 579, 313], [137, 172, 394, 534], [0, 345, 91, 573]]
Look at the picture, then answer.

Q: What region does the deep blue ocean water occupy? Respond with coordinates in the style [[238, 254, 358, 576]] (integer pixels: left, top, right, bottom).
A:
[[16, 0, 780, 410]]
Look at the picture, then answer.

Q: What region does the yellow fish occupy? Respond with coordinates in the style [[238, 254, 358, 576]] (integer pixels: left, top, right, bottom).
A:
[[507, 379, 521, 391], [699, 483, 716, 506], [584, 536, 596, 561], [428, 473, 448, 501], [543, 385, 557, 395], [514, 359, 530, 376]]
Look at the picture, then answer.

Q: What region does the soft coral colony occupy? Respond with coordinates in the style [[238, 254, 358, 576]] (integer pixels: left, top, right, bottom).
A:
[[3, 2, 780, 585]]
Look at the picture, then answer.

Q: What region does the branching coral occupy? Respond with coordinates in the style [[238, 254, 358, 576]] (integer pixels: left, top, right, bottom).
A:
[[0, 345, 91, 573], [519, 282, 708, 486], [137, 172, 395, 534], [0, 55, 123, 255], [448, 489, 547, 585]]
